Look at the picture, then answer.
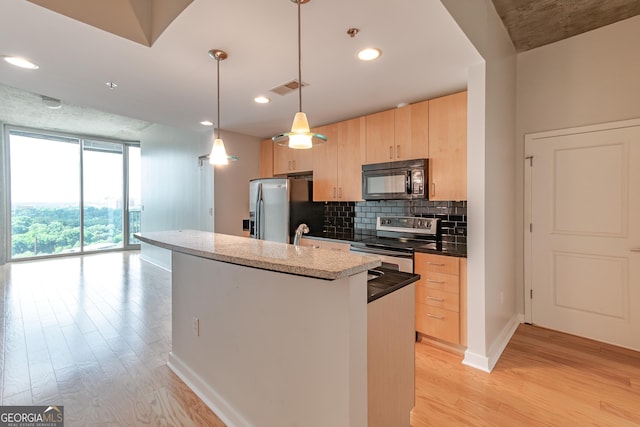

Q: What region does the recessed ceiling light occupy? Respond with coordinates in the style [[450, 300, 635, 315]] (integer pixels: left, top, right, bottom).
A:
[[200, 120, 214, 126], [3, 55, 39, 69], [357, 48, 381, 61], [254, 96, 271, 104], [106, 81, 118, 89]]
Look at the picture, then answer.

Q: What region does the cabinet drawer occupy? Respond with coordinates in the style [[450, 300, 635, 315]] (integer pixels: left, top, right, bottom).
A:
[[416, 304, 459, 344], [416, 286, 459, 312], [415, 253, 460, 275], [420, 271, 459, 294]]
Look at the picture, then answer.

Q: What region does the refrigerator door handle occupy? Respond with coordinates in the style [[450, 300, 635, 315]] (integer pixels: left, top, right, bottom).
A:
[[255, 183, 264, 239]]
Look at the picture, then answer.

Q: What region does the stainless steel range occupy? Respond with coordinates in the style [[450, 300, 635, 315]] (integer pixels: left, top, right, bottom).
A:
[[349, 216, 441, 273]]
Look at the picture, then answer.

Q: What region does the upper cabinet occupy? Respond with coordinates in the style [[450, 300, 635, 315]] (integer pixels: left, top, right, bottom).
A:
[[259, 138, 273, 178], [312, 117, 365, 202], [395, 100, 429, 160], [365, 110, 396, 163], [273, 139, 313, 175], [428, 91, 467, 201], [365, 100, 429, 164]]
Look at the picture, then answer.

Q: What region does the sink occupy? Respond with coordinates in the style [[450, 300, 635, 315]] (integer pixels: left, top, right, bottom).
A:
[[367, 269, 385, 281]]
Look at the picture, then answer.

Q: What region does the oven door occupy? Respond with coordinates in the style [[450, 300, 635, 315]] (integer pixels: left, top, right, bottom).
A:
[[349, 245, 414, 273]]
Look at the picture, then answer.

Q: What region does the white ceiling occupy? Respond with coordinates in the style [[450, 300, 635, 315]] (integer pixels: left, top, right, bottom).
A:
[[0, 0, 481, 141]]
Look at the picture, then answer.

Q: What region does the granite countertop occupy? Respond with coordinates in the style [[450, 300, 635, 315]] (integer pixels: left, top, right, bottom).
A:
[[303, 233, 467, 258], [135, 230, 381, 280]]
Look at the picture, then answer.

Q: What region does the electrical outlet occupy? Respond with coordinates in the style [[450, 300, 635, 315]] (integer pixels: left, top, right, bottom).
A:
[[193, 317, 199, 336]]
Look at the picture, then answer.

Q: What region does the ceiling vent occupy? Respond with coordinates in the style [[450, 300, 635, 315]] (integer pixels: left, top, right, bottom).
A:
[[270, 79, 308, 96]]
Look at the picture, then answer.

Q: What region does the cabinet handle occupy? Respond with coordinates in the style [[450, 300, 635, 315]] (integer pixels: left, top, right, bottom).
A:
[[631, 248, 640, 252], [427, 296, 444, 302], [333, 187, 337, 199], [288, 160, 292, 170], [292, 160, 296, 170], [427, 279, 445, 284], [427, 313, 444, 320], [338, 187, 343, 199], [389, 146, 393, 159], [396, 144, 401, 158], [427, 262, 445, 267], [431, 182, 436, 197]]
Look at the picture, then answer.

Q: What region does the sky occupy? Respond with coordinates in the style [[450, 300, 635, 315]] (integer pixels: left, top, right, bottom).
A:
[[9, 133, 140, 207]]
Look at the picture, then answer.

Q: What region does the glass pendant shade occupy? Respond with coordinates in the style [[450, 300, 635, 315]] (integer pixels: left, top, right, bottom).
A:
[[209, 138, 229, 165], [272, 0, 326, 149], [288, 112, 312, 149]]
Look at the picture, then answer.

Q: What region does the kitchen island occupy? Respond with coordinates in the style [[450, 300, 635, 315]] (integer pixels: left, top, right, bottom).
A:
[[135, 230, 384, 427]]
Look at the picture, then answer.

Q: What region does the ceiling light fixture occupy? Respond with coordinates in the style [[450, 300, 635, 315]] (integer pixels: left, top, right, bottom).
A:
[[106, 81, 118, 89], [200, 120, 214, 126], [3, 55, 39, 69], [254, 96, 271, 104], [357, 48, 382, 61], [208, 49, 232, 166], [272, 0, 326, 150]]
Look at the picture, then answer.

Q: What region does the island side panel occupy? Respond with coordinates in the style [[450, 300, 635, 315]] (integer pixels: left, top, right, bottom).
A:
[[169, 251, 367, 427]]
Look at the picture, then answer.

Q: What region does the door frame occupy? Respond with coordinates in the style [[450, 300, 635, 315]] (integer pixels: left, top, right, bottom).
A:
[[523, 117, 640, 324]]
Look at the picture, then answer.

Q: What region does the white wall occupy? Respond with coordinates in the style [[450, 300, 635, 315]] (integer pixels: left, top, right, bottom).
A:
[[140, 123, 212, 269], [515, 15, 640, 314], [0, 123, 6, 265], [442, 0, 518, 371], [213, 130, 261, 236]]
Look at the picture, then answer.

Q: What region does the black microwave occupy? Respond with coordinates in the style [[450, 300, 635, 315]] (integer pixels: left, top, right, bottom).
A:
[[362, 159, 428, 200]]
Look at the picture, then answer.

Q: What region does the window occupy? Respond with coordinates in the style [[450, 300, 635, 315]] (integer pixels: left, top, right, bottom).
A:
[[7, 128, 140, 259]]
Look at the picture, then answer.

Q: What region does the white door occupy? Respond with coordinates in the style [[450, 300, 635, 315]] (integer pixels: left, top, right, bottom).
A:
[[525, 123, 640, 351]]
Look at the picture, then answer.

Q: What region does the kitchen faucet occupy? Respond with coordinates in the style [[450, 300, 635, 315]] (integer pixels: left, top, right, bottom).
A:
[[293, 223, 309, 247]]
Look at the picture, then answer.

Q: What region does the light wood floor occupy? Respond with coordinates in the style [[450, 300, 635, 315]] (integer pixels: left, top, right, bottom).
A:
[[2, 252, 639, 426]]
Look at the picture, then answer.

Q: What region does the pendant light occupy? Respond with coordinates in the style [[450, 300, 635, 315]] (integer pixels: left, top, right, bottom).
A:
[[208, 49, 229, 165], [272, 0, 327, 149]]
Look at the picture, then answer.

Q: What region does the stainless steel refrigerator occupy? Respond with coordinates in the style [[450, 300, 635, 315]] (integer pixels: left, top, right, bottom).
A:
[[249, 178, 324, 243]]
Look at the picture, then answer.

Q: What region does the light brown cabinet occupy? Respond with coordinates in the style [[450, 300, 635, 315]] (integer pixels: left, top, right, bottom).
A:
[[259, 138, 273, 178], [365, 101, 429, 164], [395, 100, 429, 160], [428, 91, 467, 201], [273, 139, 313, 175], [415, 253, 465, 345], [365, 109, 396, 163], [312, 118, 365, 201]]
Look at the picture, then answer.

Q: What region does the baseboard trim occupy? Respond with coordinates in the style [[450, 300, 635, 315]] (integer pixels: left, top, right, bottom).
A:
[[167, 352, 250, 427], [462, 315, 522, 372]]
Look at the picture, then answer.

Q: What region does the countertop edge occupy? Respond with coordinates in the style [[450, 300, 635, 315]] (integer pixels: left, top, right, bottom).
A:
[[136, 231, 381, 280]]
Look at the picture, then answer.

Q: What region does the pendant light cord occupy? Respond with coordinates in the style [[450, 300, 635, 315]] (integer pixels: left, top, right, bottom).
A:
[[217, 56, 221, 140], [297, 0, 302, 114]]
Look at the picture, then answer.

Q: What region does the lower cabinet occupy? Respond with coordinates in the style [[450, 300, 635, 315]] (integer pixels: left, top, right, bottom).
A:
[[415, 252, 465, 345]]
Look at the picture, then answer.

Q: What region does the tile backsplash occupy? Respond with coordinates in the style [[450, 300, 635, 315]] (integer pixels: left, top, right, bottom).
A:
[[323, 200, 467, 244]]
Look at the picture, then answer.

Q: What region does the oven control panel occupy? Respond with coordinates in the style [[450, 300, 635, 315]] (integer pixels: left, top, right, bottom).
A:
[[376, 216, 439, 235]]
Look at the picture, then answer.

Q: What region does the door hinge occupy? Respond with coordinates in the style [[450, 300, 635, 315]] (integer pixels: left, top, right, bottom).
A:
[[530, 289, 533, 299], [526, 156, 533, 166], [529, 223, 533, 233]]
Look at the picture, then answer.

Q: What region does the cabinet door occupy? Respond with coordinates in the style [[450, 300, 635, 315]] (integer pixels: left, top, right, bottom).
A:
[[394, 106, 412, 161], [259, 139, 273, 178], [273, 143, 291, 175], [273, 141, 314, 175], [365, 110, 395, 164], [291, 144, 313, 173], [410, 100, 429, 159], [428, 91, 467, 201], [337, 117, 365, 201], [312, 123, 339, 201]]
